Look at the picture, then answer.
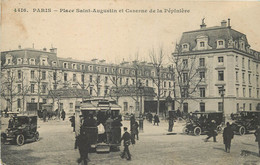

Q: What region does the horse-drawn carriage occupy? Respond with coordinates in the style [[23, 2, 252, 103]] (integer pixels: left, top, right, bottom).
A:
[[75, 98, 122, 153], [183, 111, 223, 136]]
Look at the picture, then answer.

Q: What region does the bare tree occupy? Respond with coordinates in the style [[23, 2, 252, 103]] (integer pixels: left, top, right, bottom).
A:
[[171, 44, 203, 111], [149, 47, 166, 115]]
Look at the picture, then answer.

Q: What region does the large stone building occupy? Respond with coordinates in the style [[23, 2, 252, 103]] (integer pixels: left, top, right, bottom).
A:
[[173, 19, 260, 114], [0, 47, 172, 115]]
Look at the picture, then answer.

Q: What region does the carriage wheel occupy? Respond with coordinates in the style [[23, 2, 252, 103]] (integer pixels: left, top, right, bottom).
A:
[[34, 132, 40, 141], [16, 134, 25, 146], [182, 127, 189, 134], [239, 126, 246, 136], [193, 127, 201, 136], [216, 126, 222, 133]]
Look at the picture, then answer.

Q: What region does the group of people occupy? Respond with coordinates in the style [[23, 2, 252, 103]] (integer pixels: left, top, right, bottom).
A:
[[146, 112, 160, 126], [41, 109, 66, 122], [204, 120, 260, 156]]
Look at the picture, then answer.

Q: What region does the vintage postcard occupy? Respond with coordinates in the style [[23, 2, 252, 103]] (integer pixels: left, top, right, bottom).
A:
[[1, 0, 260, 165]]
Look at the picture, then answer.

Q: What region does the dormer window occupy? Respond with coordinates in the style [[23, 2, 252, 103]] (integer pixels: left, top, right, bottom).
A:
[[29, 58, 35, 65], [7, 59, 11, 64], [200, 42, 205, 47], [40, 57, 48, 66], [5, 55, 13, 65], [183, 44, 187, 49], [72, 63, 77, 69], [81, 65, 85, 70], [217, 40, 225, 49], [52, 61, 57, 66], [89, 65, 93, 71], [17, 58, 22, 65], [63, 62, 68, 69]]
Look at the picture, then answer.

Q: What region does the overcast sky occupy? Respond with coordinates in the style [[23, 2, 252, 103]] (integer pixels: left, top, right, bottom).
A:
[[1, 1, 260, 64]]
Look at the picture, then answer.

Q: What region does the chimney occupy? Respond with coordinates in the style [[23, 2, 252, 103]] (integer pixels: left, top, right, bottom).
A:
[[43, 48, 47, 51], [50, 48, 57, 53], [228, 18, 231, 28], [18, 45, 21, 49], [221, 20, 227, 27], [200, 18, 206, 29]]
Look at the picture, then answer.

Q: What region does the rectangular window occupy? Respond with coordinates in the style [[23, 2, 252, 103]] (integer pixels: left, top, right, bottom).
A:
[[242, 58, 245, 68], [237, 103, 239, 112], [249, 88, 251, 97], [124, 78, 128, 85], [236, 71, 238, 82], [200, 42, 205, 47], [248, 60, 250, 70], [123, 102, 128, 111], [120, 78, 122, 85], [42, 84, 46, 93], [249, 103, 252, 111], [243, 103, 246, 111], [18, 70, 22, 79], [81, 74, 85, 82], [200, 71, 205, 80], [31, 84, 35, 93], [64, 73, 67, 81], [73, 74, 76, 82], [218, 102, 223, 112], [31, 71, 35, 79], [236, 88, 239, 97], [104, 86, 108, 95], [200, 88, 205, 97], [243, 88, 245, 97], [164, 81, 166, 88], [257, 90, 259, 98], [42, 71, 46, 80], [97, 76, 101, 83], [183, 73, 188, 83], [31, 98, 35, 103], [169, 82, 171, 88], [70, 103, 73, 108], [248, 74, 251, 84], [146, 80, 149, 86], [242, 72, 245, 83], [18, 84, 21, 93], [17, 99, 21, 108], [89, 87, 93, 95], [105, 68, 108, 73], [236, 56, 238, 66], [218, 41, 223, 45], [200, 102, 205, 112], [218, 71, 224, 81], [199, 58, 205, 67], [183, 59, 188, 67], [53, 72, 57, 81], [183, 103, 188, 113], [132, 79, 135, 85], [105, 76, 108, 84], [89, 75, 92, 83], [97, 87, 100, 96], [218, 57, 224, 63]]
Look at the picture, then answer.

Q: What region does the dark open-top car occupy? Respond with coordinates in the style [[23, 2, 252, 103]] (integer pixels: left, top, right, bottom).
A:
[[231, 111, 260, 135], [1, 115, 39, 146], [183, 111, 223, 136]]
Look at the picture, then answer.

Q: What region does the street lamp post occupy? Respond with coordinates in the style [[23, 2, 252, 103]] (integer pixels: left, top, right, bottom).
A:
[[139, 83, 144, 132], [219, 85, 226, 125]]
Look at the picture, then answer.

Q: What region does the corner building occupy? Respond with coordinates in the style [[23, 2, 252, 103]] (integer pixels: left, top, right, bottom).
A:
[[174, 19, 260, 114]]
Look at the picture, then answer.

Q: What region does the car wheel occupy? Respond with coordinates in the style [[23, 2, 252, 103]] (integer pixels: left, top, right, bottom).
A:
[[217, 125, 222, 133], [35, 132, 40, 141], [16, 134, 25, 146], [182, 127, 189, 134], [239, 126, 246, 136], [193, 127, 201, 136]]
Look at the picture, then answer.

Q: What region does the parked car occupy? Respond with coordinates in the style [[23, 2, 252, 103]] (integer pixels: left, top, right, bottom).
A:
[[231, 111, 260, 135], [1, 115, 39, 146], [183, 111, 223, 136]]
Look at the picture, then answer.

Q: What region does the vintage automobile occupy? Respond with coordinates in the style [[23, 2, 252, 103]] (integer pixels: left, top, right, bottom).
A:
[[1, 115, 39, 146], [182, 111, 223, 136], [75, 98, 122, 153], [230, 111, 260, 135]]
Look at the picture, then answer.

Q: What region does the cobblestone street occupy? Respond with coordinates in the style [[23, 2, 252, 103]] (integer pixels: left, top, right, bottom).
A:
[[1, 118, 260, 165]]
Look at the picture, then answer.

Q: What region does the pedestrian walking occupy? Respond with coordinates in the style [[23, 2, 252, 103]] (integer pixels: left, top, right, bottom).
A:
[[70, 114, 76, 132], [61, 110, 66, 121], [75, 128, 90, 165], [254, 125, 260, 157], [168, 117, 174, 132], [43, 109, 47, 122], [205, 120, 217, 142], [120, 127, 132, 161], [154, 114, 160, 126], [130, 114, 135, 131], [131, 121, 139, 140], [223, 122, 234, 153]]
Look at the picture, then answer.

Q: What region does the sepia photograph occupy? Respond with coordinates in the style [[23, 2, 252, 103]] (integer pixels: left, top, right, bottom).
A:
[[1, 0, 260, 165]]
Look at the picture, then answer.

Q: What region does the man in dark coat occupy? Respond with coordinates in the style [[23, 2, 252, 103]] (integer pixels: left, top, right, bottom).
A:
[[75, 128, 90, 165], [130, 114, 135, 131], [120, 127, 132, 161], [61, 110, 66, 121], [205, 120, 217, 142], [131, 121, 139, 141], [254, 125, 260, 157], [223, 122, 234, 153], [154, 114, 160, 126]]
